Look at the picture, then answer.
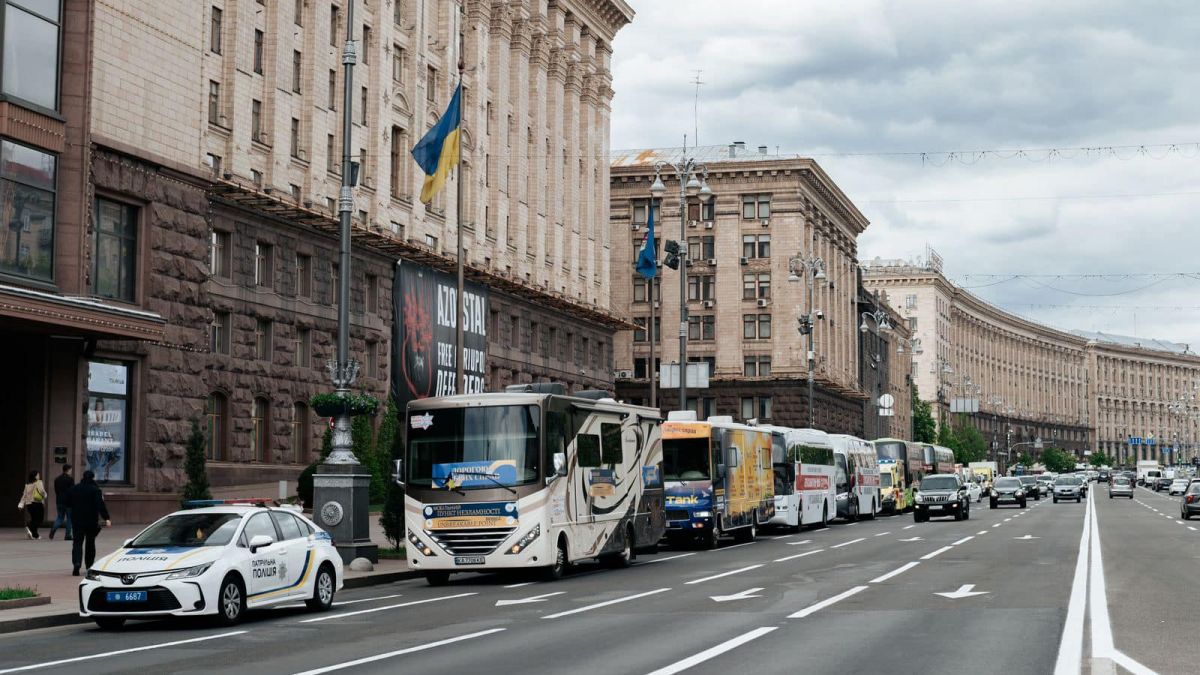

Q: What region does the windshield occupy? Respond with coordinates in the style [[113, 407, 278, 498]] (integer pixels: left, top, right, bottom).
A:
[[881, 473, 893, 488], [1113, 477, 1131, 485], [995, 478, 1021, 489], [1018, 477, 1036, 485], [875, 441, 905, 463], [1055, 476, 1081, 486], [407, 405, 541, 488], [920, 476, 958, 491], [664, 438, 711, 481], [129, 513, 241, 548]]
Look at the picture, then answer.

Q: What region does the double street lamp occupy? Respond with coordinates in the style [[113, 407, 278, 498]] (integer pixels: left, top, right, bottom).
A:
[[649, 158, 711, 410], [789, 252, 827, 428]]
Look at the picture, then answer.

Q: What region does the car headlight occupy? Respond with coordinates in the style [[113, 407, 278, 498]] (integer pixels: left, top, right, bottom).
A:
[[165, 563, 212, 580], [505, 524, 541, 555], [915, 493, 925, 503], [85, 569, 101, 581], [990, 490, 997, 497], [693, 511, 712, 519]]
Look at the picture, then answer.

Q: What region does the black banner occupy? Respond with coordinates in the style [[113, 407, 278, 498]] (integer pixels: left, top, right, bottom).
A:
[[392, 261, 489, 411]]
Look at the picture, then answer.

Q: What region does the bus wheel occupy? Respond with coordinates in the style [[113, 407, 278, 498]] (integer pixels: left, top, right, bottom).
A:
[[865, 499, 877, 521], [604, 526, 634, 568], [849, 499, 859, 522], [819, 504, 829, 529], [425, 572, 450, 587], [543, 539, 569, 581], [704, 525, 721, 550], [736, 516, 757, 543]]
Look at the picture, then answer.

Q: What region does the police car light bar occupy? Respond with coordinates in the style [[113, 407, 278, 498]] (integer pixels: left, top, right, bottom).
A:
[[182, 498, 275, 509]]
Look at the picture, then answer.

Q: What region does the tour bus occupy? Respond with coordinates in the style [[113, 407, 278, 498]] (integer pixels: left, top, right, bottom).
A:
[[921, 444, 956, 479], [873, 438, 927, 487], [400, 384, 665, 585], [877, 458, 908, 514], [830, 434, 881, 521], [760, 426, 838, 530], [662, 412, 774, 548]]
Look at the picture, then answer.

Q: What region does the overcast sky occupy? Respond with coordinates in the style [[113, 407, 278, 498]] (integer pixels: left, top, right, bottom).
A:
[[610, 0, 1200, 349]]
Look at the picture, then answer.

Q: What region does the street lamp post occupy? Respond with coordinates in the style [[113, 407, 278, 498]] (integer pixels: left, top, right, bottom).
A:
[[860, 310, 892, 439], [789, 252, 826, 428], [650, 159, 711, 411]]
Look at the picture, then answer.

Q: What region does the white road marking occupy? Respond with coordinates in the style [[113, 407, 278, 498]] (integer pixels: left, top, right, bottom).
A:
[[644, 627, 777, 675], [951, 536, 974, 546], [1111, 650, 1161, 675], [291, 628, 506, 675], [976, 530, 988, 535], [786, 539, 813, 546], [495, 591, 566, 607], [1088, 488, 1115, 663], [543, 588, 671, 619], [0, 632, 248, 674], [1004, 517, 1013, 522], [1053, 486, 1090, 675], [719, 542, 757, 551], [873, 531, 891, 537], [870, 561, 919, 583], [898, 536, 923, 542], [774, 548, 824, 563], [503, 581, 537, 588], [1013, 535, 1040, 540], [710, 587, 764, 603], [774, 533, 797, 539], [902, 525, 915, 530], [300, 593, 477, 623], [333, 594, 403, 605], [637, 552, 697, 565], [1190, 526, 1197, 531], [685, 564, 764, 585], [992, 523, 1002, 528], [830, 537, 866, 549], [921, 546, 953, 560], [788, 585, 869, 619], [935, 584, 989, 599], [1177, 520, 1185, 525]]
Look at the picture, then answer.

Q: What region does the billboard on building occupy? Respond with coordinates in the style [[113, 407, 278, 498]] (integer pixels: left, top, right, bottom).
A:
[[392, 260, 488, 412]]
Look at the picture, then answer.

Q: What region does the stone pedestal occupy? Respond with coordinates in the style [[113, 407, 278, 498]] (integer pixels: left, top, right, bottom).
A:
[[313, 463, 378, 564]]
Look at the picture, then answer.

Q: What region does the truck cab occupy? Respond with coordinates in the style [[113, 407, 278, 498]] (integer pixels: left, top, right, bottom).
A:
[[878, 459, 907, 514]]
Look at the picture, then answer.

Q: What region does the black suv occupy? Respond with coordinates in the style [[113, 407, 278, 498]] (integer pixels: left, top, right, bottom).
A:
[[913, 474, 970, 522], [991, 477, 1028, 509]]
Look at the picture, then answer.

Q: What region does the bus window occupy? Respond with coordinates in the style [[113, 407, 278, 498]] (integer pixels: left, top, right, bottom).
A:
[[600, 423, 622, 464], [773, 464, 794, 495], [835, 455, 849, 493], [796, 445, 833, 465], [577, 434, 601, 468], [663, 437, 710, 481]]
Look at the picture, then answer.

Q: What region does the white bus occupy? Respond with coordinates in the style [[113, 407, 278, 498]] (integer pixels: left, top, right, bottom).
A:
[[830, 434, 881, 521], [400, 385, 664, 585], [762, 426, 838, 530]]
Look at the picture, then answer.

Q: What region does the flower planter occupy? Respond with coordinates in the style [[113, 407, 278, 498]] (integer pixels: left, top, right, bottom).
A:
[[0, 595, 50, 611], [310, 393, 380, 418]]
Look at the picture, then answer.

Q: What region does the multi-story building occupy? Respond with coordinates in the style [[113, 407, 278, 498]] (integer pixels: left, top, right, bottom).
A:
[[609, 143, 872, 433], [4, 0, 633, 522], [858, 284, 913, 440]]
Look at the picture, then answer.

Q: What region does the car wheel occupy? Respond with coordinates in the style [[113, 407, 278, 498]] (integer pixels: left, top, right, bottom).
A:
[[1019, 500, 1026, 509], [705, 524, 721, 549], [216, 575, 246, 626], [865, 500, 878, 521], [964, 503, 971, 521], [1053, 497, 1059, 503], [306, 564, 336, 611], [990, 500, 998, 509], [1184, 511, 1192, 520], [542, 540, 569, 581], [93, 616, 126, 631], [604, 525, 635, 568]]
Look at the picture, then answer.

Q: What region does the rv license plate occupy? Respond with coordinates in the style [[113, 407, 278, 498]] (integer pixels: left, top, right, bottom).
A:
[[454, 556, 486, 565], [106, 591, 147, 603]]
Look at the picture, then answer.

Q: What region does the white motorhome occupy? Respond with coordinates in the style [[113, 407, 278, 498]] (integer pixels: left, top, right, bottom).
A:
[[400, 386, 664, 585], [829, 434, 881, 521], [760, 426, 838, 530], [1137, 460, 1162, 486]]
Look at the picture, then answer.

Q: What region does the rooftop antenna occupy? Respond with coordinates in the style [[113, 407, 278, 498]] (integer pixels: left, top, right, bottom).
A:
[[691, 70, 704, 147]]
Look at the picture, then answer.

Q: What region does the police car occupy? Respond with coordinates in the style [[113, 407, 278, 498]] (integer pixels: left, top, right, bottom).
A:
[[79, 501, 343, 629]]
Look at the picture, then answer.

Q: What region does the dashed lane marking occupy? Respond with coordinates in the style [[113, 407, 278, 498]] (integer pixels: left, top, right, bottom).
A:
[[870, 561, 919, 583], [685, 565, 764, 585], [830, 537, 866, 549], [643, 627, 778, 675], [787, 586, 869, 619], [774, 549, 824, 563], [921, 546, 953, 560], [291, 629, 506, 675], [542, 588, 672, 619], [951, 536, 974, 546]]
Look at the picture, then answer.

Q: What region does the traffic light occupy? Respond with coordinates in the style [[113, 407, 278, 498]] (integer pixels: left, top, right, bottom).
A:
[[663, 239, 681, 270], [797, 314, 813, 335]]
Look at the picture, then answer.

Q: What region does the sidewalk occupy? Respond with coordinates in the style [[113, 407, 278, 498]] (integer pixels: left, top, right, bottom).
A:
[[0, 510, 415, 633]]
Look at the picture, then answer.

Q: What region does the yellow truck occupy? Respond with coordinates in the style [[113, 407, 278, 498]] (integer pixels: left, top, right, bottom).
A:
[[877, 458, 908, 514]]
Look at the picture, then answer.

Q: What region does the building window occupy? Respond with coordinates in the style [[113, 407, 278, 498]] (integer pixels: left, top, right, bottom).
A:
[[292, 50, 302, 93], [291, 402, 310, 464], [86, 361, 132, 483], [252, 29, 263, 74], [424, 234, 437, 249], [1, 0, 62, 110], [390, 126, 405, 197], [210, 311, 230, 354], [329, 262, 339, 303], [295, 326, 310, 367], [905, 294, 917, 309], [255, 318, 272, 361], [742, 234, 770, 258], [633, 317, 660, 343], [366, 273, 378, 313], [630, 199, 659, 225], [296, 253, 311, 297], [393, 0, 402, 24], [206, 392, 228, 461], [205, 153, 221, 176], [742, 194, 771, 219], [290, 118, 300, 157], [367, 340, 378, 377], [687, 275, 715, 302], [328, 70, 337, 109], [208, 80, 220, 124], [209, 6, 222, 53], [741, 396, 773, 420], [687, 236, 714, 260], [327, 134, 337, 173], [361, 26, 371, 64], [329, 5, 339, 46], [255, 242, 273, 287], [908, 317, 918, 331], [93, 198, 138, 302], [293, 0, 303, 25], [634, 276, 660, 303], [743, 273, 771, 300], [251, 99, 263, 140], [0, 139, 56, 281], [426, 66, 436, 102], [210, 230, 231, 278], [687, 315, 716, 341], [252, 397, 270, 462], [743, 313, 771, 339], [251, 169, 262, 187], [392, 45, 404, 82], [744, 355, 771, 377], [360, 86, 368, 124]]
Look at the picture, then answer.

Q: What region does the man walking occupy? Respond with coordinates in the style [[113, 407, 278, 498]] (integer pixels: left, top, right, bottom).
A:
[[49, 464, 74, 540], [64, 470, 110, 576]]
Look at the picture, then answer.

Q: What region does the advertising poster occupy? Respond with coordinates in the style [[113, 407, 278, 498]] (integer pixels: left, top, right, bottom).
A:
[[86, 361, 128, 483], [392, 261, 489, 411]]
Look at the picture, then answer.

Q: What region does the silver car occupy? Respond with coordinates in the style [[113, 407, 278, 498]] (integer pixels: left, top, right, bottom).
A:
[[1108, 476, 1134, 499], [1053, 475, 1083, 503]]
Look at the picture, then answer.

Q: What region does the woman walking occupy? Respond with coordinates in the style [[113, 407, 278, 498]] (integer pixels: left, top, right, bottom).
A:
[[17, 471, 47, 539]]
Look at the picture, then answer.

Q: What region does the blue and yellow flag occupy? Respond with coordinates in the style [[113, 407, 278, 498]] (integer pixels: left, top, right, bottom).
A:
[[635, 199, 657, 279], [411, 85, 462, 203]]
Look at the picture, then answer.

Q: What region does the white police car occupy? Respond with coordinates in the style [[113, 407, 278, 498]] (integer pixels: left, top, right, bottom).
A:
[[80, 502, 343, 629]]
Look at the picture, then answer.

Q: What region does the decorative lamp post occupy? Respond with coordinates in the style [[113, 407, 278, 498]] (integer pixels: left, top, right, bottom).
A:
[[789, 252, 827, 428]]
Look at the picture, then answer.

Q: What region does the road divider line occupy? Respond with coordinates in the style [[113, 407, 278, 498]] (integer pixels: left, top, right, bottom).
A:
[[719, 542, 757, 552], [902, 525, 915, 530], [1111, 649, 1160, 675], [1088, 488, 1115, 662], [637, 552, 697, 565], [976, 530, 988, 535], [786, 539, 813, 546], [873, 531, 891, 537], [291, 628, 506, 675], [685, 565, 764, 585], [774, 549, 824, 563], [543, 588, 671, 619], [951, 536, 974, 546], [1177, 520, 1185, 525], [300, 593, 477, 623], [870, 561, 919, 583], [644, 627, 777, 675], [920, 546, 953, 560], [504, 582, 537, 588], [1053, 483, 1090, 675], [992, 523, 1001, 528], [788, 586, 868, 619], [830, 537, 866, 549], [0, 631, 248, 674], [1189, 526, 1197, 531]]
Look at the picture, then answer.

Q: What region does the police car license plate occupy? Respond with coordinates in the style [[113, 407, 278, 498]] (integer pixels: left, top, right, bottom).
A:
[[454, 556, 485, 565], [106, 591, 147, 603]]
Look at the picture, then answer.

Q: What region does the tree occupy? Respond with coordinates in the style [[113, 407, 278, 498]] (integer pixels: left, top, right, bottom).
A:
[[911, 385, 936, 443], [955, 419, 989, 463], [181, 419, 212, 503], [937, 421, 959, 454], [1016, 451, 1034, 469], [378, 398, 405, 549], [1089, 452, 1114, 468], [1042, 447, 1076, 474]]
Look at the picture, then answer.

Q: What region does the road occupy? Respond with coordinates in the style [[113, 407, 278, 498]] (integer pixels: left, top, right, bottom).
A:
[[0, 484, 1194, 675]]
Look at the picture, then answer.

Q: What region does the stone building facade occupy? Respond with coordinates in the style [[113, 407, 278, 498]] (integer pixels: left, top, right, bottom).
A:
[[858, 284, 913, 440], [609, 144, 873, 434]]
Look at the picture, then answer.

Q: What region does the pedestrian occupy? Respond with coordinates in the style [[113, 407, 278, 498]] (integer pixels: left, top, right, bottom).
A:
[[63, 470, 110, 576], [49, 464, 74, 540], [17, 471, 47, 539]]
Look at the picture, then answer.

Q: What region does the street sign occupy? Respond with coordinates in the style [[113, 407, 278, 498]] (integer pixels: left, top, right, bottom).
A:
[[660, 362, 710, 389], [878, 393, 895, 409], [950, 398, 979, 413], [1147, 438, 1158, 446], [1129, 437, 1142, 446], [878, 407, 895, 417]]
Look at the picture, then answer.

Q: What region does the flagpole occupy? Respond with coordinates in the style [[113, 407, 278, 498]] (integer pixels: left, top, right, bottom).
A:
[[454, 5, 466, 395], [650, 274, 657, 408]]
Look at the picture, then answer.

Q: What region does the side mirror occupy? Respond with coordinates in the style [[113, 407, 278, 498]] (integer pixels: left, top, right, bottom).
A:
[[392, 458, 405, 487], [249, 534, 274, 554], [716, 463, 727, 480]]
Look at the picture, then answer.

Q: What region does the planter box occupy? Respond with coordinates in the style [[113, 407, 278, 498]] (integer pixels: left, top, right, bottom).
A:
[[0, 596, 50, 611]]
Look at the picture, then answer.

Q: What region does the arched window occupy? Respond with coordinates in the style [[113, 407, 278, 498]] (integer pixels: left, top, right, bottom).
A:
[[291, 402, 310, 464], [252, 397, 270, 463], [206, 393, 228, 461]]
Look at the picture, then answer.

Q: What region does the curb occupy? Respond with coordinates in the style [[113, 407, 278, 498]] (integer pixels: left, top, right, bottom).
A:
[[0, 570, 421, 634]]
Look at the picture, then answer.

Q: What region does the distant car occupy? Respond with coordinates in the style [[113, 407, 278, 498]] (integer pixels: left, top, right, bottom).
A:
[[963, 481, 982, 503], [1109, 476, 1134, 499], [1168, 478, 1190, 496], [1182, 482, 1200, 520], [1053, 475, 1084, 503], [1098, 470, 1110, 483], [1155, 476, 1173, 492], [913, 474, 970, 522], [1036, 475, 1055, 494], [1017, 476, 1041, 501], [990, 477, 1028, 509]]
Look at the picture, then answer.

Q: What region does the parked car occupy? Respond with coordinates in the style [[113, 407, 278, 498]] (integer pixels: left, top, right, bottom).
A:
[[1109, 476, 1134, 499], [963, 481, 982, 503], [1017, 476, 1041, 501], [1053, 475, 1084, 503], [1168, 478, 1190, 496], [990, 477, 1028, 509], [1182, 481, 1200, 520], [913, 474, 971, 522]]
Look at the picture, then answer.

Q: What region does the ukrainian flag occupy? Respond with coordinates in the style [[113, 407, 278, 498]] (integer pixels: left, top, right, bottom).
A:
[[411, 85, 462, 204]]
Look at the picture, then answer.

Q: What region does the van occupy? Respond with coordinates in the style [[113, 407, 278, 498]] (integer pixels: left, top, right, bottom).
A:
[[878, 459, 908, 514]]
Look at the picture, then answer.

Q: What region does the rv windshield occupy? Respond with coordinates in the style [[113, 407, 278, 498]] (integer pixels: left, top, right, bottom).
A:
[[880, 473, 893, 488], [875, 441, 905, 463], [407, 405, 541, 489], [663, 437, 711, 481]]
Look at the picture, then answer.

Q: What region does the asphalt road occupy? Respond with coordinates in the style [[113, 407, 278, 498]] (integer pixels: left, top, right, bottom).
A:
[[0, 484, 1192, 675]]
